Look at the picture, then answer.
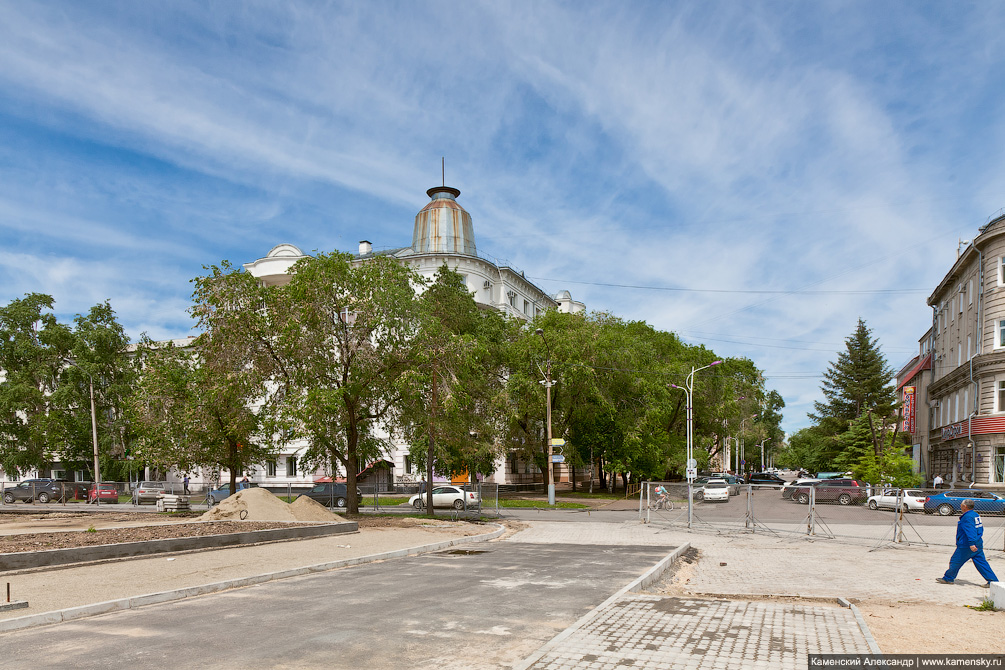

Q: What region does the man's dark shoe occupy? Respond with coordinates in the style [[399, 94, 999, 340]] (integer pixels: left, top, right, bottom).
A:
[[935, 578, 953, 584]]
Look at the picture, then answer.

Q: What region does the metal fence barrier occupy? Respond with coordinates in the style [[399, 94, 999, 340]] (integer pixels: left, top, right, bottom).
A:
[[639, 481, 1005, 552]]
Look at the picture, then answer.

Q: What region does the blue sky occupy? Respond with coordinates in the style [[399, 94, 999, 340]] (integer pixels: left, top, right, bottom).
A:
[[2, 1, 1004, 435]]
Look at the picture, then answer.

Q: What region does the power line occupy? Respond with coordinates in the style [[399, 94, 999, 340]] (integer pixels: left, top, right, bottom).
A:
[[528, 276, 927, 295]]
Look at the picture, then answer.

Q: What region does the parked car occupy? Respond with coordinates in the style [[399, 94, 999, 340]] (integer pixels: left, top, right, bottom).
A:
[[866, 489, 926, 512], [746, 472, 786, 489], [923, 490, 1005, 516], [408, 485, 480, 510], [709, 473, 742, 495], [132, 481, 168, 505], [702, 479, 730, 503], [791, 479, 867, 505], [2, 478, 65, 504], [781, 478, 820, 500], [88, 483, 120, 504], [296, 482, 362, 509], [206, 481, 258, 506]]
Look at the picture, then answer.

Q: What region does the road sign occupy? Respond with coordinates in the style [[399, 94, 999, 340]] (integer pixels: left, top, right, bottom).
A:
[[686, 458, 697, 468], [686, 468, 697, 480], [550, 438, 566, 447], [551, 454, 565, 463], [741, 459, 746, 465]]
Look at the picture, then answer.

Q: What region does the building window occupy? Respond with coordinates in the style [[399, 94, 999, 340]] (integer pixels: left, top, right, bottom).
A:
[[957, 346, 962, 367], [508, 291, 516, 308], [995, 447, 1005, 483], [999, 320, 1005, 348], [998, 381, 1005, 413], [967, 335, 971, 360], [959, 293, 963, 314], [523, 299, 530, 315], [955, 392, 960, 422], [1000, 257, 1005, 286], [266, 461, 277, 477], [964, 389, 969, 418], [286, 455, 298, 477], [969, 279, 974, 305]]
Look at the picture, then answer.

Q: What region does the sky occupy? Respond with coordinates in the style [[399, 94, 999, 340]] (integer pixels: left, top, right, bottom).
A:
[[2, 1, 1004, 436]]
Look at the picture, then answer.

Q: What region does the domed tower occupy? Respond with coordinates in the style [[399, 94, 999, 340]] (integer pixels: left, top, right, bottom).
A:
[[411, 186, 477, 255]]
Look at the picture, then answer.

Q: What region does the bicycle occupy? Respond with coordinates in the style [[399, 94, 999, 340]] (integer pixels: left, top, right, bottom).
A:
[[649, 496, 674, 512]]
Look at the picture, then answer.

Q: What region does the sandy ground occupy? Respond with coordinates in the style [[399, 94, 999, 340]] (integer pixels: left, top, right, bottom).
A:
[[657, 546, 1004, 654]]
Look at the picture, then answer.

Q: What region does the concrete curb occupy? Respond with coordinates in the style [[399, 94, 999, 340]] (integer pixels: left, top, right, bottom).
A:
[[846, 602, 882, 654], [512, 542, 692, 670], [0, 521, 359, 571], [0, 523, 505, 634]]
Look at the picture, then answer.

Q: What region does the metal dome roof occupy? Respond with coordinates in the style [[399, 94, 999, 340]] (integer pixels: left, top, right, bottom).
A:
[[411, 186, 476, 255]]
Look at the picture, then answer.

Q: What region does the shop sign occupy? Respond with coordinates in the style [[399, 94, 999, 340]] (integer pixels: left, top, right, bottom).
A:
[[902, 386, 916, 434], [941, 422, 964, 440]]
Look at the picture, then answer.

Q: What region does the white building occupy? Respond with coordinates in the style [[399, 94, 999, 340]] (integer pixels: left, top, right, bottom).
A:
[[244, 184, 586, 488]]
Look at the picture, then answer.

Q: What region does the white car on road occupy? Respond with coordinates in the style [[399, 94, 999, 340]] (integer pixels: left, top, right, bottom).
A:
[[702, 479, 730, 503], [409, 485, 480, 510], [866, 489, 926, 512]]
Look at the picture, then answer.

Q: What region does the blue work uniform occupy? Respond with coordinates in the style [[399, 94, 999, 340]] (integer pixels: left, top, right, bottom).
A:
[[942, 509, 999, 583]]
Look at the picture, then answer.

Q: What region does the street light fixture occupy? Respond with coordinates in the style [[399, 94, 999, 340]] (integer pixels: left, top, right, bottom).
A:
[[535, 329, 556, 505], [671, 360, 722, 528]]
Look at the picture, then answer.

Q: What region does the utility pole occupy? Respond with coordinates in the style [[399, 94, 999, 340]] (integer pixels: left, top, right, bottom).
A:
[[536, 329, 555, 505]]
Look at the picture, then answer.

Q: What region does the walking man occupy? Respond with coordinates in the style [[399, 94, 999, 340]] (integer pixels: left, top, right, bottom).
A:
[[933, 473, 943, 489], [936, 499, 998, 587], [183, 475, 190, 495]]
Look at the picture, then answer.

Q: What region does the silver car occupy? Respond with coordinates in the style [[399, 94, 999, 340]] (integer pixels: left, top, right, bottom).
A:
[[131, 481, 167, 505]]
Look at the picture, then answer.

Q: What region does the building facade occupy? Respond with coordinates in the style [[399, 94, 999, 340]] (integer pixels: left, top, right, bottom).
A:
[[895, 328, 932, 477], [244, 184, 587, 488], [926, 213, 1005, 486]]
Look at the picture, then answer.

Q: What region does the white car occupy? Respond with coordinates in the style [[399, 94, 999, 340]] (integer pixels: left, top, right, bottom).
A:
[[702, 479, 730, 502], [866, 489, 926, 512], [408, 485, 480, 510]]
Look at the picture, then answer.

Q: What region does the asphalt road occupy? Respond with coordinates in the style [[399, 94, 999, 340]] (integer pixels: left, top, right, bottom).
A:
[[1, 541, 672, 669]]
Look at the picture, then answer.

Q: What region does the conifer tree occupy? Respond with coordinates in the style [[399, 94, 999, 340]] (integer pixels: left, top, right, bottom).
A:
[[810, 318, 897, 435]]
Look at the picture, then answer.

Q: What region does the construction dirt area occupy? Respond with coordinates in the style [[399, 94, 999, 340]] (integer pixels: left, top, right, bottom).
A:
[[0, 488, 485, 553]]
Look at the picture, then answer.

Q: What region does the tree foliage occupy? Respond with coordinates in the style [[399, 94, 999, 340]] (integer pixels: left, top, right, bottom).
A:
[[393, 266, 511, 511], [0, 295, 135, 480]]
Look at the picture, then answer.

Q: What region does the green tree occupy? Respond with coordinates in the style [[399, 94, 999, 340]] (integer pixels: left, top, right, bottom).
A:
[[55, 301, 137, 481], [779, 426, 840, 474], [130, 334, 275, 495], [0, 294, 73, 475], [810, 318, 897, 434], [260, 252, 422, 513], [834, 414, 919, 486], [394, 266, 511, 512]]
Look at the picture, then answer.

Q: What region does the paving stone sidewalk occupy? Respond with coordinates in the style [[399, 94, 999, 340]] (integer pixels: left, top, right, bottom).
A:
[[526, 596, 871, 670], [512, 520, 1003, 669]]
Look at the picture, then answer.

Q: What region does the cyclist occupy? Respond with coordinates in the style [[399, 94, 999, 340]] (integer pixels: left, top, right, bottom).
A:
[[654, 484, 670, 510]]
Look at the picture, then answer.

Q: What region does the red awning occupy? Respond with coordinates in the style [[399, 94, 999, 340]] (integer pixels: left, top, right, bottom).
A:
[[897, 353, 932, 390]]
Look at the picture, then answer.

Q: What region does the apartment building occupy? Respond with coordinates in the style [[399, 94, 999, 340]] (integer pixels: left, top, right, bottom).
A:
[[896, 328, 932, 476], [243, 183, 587, 487], [926, 212, 1005, 486]]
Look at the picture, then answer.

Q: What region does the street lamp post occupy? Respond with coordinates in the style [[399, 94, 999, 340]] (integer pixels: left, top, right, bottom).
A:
[[758, 440, 771, 471], [68, 359, 100, 504], [671, 360, 722, 528], [535, 328, 555, 506]]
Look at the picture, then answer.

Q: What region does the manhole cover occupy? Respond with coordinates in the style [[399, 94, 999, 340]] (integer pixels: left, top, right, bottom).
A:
[[442, 549, 488, 556]]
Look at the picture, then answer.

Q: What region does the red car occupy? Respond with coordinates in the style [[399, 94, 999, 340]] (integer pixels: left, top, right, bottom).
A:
[[88, 483, 119, 503]]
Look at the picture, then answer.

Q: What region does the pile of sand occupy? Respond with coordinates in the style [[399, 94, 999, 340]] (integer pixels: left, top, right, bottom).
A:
[[289, 495, 346, 522], [199, 487, 344, 523]]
